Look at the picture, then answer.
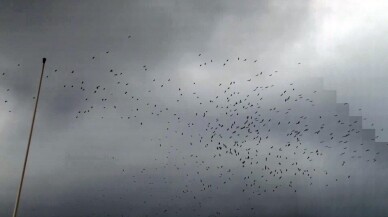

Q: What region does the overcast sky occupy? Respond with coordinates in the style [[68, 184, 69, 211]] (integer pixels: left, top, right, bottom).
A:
[[1, 0, 388, 216]]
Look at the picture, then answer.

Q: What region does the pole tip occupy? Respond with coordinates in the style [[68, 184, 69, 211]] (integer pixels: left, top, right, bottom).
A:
[[43, 58, 46, 63]]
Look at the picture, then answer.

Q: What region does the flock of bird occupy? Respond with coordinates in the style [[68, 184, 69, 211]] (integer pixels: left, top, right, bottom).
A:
[[1, 35, 388, 217]]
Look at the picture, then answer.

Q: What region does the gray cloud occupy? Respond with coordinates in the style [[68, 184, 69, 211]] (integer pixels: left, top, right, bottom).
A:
[[1, 0, 388, 216]]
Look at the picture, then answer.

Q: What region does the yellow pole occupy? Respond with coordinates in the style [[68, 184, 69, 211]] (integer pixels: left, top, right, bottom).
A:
[[12, 58, 46, 217]]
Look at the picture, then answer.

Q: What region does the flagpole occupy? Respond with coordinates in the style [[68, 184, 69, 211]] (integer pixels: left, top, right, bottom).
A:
[[12, 58, 47, 217]]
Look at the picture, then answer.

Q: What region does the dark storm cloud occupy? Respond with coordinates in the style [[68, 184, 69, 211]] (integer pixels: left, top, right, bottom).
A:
[[1, 1, 388, 217], [1, 0, 315, 132]]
